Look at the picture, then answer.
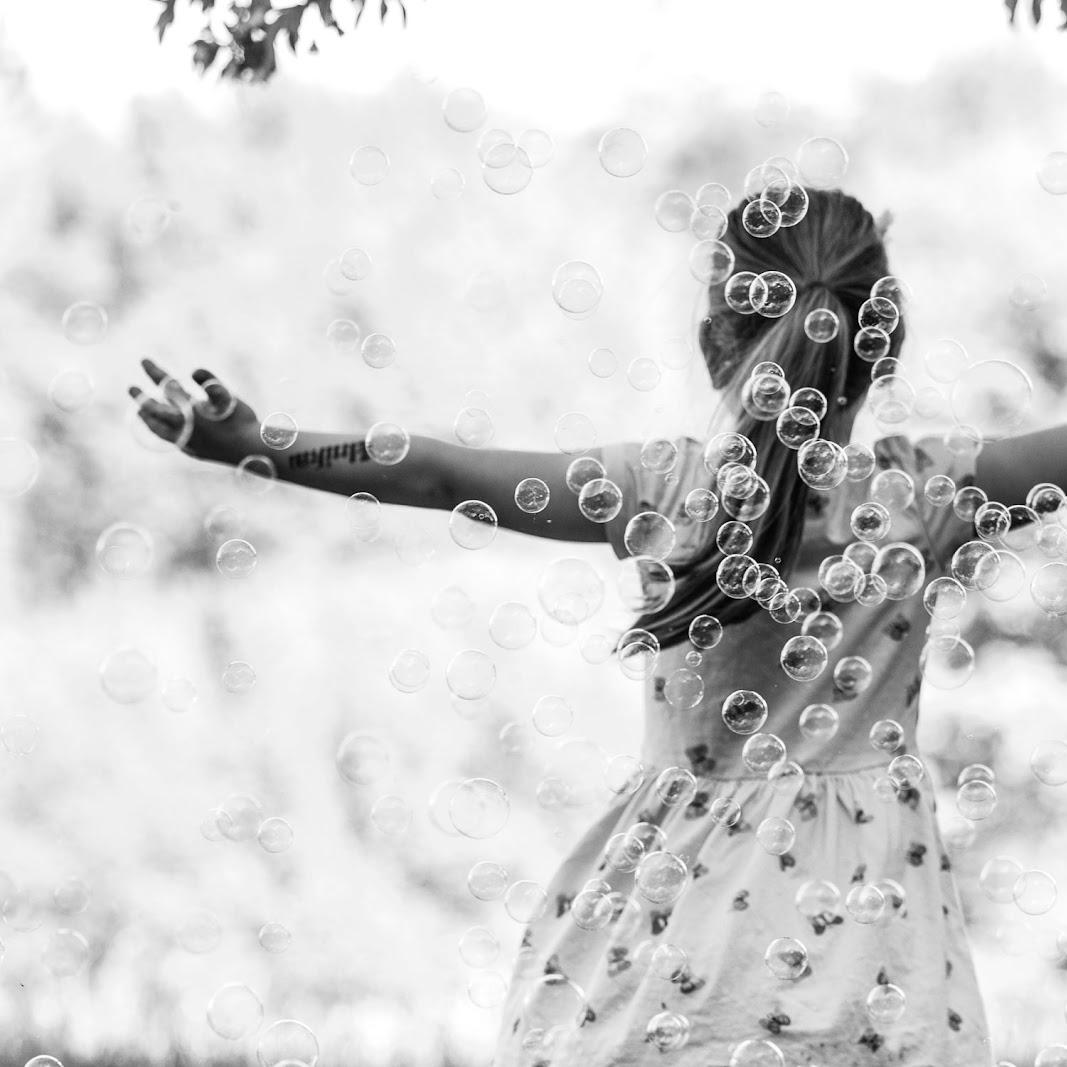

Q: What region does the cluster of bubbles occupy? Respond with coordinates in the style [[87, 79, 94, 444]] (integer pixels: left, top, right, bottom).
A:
[[197, 794, 295, 855], [0, 873, 92, 982], [204, 990, 320, 1065]]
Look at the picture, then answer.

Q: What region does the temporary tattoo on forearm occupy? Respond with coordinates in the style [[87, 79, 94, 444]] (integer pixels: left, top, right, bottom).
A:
[[287, 439, 369, 471]]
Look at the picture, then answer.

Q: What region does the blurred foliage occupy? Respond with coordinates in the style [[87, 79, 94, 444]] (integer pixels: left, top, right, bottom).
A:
[[154, 0, 414, 81], [3, 27, 1067, 1067], [1004, 0, 1067, 28]]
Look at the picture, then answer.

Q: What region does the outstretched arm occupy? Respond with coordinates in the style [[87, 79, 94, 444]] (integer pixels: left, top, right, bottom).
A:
[[975, 423, 1067, 505], [128, 359, 611, 544]]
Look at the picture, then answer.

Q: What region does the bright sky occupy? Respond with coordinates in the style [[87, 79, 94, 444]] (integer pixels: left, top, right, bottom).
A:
[[3, 0, 1067, 135]]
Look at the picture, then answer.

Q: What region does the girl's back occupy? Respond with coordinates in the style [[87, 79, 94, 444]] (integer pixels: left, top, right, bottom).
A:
[[491, 431, 994, 1067]]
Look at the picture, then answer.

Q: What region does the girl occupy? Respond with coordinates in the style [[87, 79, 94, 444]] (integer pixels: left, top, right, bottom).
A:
[[130, 186, 1050, 1067]]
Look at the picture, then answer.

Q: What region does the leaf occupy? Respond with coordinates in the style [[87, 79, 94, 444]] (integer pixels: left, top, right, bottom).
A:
[[1032, 0, 1043, 22], [1060, 0, 1067, 27], [270, 7, 304, 52], [155, 0, 177, 42], [354, 0, 366, 25], [312, 0, 341, 30], [1005, 0, 1019, 21]]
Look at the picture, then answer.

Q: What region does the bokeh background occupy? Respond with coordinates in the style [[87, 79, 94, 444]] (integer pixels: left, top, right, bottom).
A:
[[3, 0, 1067, 1063]]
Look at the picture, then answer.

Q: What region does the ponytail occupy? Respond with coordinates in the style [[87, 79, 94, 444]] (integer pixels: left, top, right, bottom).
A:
[[626, 188, 905, 650]]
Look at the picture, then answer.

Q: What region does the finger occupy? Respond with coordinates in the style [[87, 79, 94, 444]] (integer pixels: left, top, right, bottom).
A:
[[141, 357, 192, 404], [191, 368, 232, 410], [133, 394, 185, 431]]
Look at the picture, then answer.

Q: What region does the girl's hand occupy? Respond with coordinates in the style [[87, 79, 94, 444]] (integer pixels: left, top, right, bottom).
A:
[[127, 358, 260, 465]]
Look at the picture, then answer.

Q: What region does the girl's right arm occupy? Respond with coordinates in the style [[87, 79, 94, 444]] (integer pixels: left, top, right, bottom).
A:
[[128, 359, 610, 545], [975, 423, 1067, 505]]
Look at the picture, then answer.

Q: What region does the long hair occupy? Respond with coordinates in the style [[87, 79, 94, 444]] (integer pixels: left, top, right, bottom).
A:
[[628, 187, 905, 649]]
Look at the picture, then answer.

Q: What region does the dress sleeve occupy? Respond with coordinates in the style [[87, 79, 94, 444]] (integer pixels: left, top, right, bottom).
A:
[[911, 433, 979, 565], [599, 435, 715, 566]]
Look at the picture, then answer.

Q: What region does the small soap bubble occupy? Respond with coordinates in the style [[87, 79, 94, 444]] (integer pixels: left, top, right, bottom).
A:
[[366, 422, 410, 465], [326, 319, 362, 355], [339, 247, 373, 280], [61, 301, 108, 345], [349, 145, 390, 185], [49, 368, 95, 412], [796, 136, 848, 187], [206, 983, 263, 1040], [598, 128, 647, 177], [754, 90, 790, 127], [1037, 151, 1067, 195], [431, 167, 465, 200], [587, 347, 617, 378], [450, 500, 498, 550], [361, 333, 397, 369]]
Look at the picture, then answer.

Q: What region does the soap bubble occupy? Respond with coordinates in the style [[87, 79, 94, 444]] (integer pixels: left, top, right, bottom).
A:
[[489, 602, 537, 650], [920, 635, 975, 688], [845, 883, 886, 924], [450, 500, 498, 550], [61, 301, 108, 345], [804, 308, 839, 343], [366, 422, 410, 465], [349, 145, 389, 185], [336, 732, 390, 785], [430, 167, 465, 200], [260, 412, 298, 450], [467, 861, 509, 901], [1013, 870, 1057, 916], [749, 271, 797, 318], [1031, 740, 1067, 786], [925, 338, 970, 383], [655, 189, 696, 232], [871, 542, 925, 600], [866, 983, 907, 1025], [780, 635, 828, 681], [256, 1018, 320, 1067], [689, 239, 736, 285], [99, 646, 158, 704], [578, 479, 622, 523], [481, 144, 534, 195], [515, 477, 550, 513], [206, 983, 263, 1040], [957, 779, 997, 820], [552, 263, 603, 316], [1037, 151, 1067, 195], [0, 438, 40, 498], [756, 817, 796, 856], [339, 247, 373, 280], [853, 326, 891, 363], [979, 856, 1023, 902], [796, 136, 848, 187], [258, 922, 292, 953], [362, 333, 397, 369], [42, 928, 90, 977], [635, 850, 688, 906], [588, 347, 617, 378], [729, 1039, 785, 1067], [1032, 562, 1067, 616], [49, 368, 95, 412], [1010, 272, 1048, 310], [950, 360, 1032, 439], [763, 935, 808, 979], [451, 777, 509, 838], [537, 557, 604, 624], [216, 538, 257, 578], [257, 817, 294, 854], [505, 879, 548, 923], [598, 128, 647, 177], [96, 522, 154, 578]]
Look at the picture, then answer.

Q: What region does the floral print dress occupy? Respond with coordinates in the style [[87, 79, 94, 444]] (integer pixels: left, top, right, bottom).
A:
[[489, 434, 996, 1067]]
